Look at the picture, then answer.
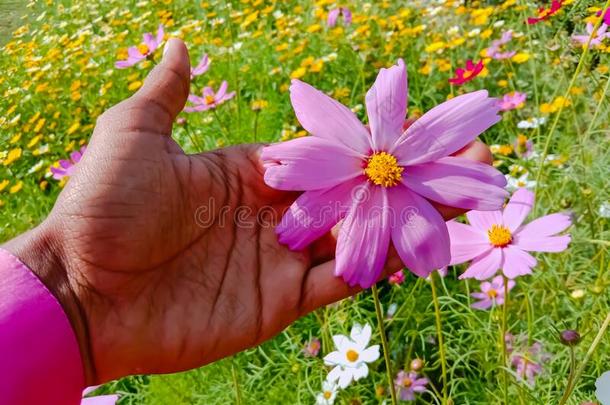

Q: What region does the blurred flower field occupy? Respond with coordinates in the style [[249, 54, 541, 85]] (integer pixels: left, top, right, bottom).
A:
[[1, 0, 610, 403]]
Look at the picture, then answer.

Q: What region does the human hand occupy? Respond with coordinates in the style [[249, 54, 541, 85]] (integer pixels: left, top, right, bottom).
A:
[[3, 39, 492, 385]]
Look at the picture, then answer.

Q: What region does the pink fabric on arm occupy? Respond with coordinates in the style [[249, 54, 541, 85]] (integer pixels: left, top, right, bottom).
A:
[[0, 248, 84, 405]]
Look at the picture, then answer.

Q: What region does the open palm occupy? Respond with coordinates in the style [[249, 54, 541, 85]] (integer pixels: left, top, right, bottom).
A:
[[10, 40, 491, 385]]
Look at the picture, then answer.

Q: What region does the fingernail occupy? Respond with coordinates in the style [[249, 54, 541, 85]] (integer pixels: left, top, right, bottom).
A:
[[162, 38, 173, 61]]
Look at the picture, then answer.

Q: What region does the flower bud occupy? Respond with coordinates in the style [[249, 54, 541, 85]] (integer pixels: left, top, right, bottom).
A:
[[410, 358, 424, 371], [560, 329, 581, 346]]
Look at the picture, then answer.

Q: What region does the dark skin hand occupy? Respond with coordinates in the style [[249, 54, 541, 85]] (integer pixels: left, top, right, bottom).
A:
[[3, 39, 492, 385]]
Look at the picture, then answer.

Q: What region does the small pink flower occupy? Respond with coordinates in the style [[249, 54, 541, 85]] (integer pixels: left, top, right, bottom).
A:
[[302, 338, 321, 357], [184, 81, 236, 112], [394, 370, 428, 401], [448, 188, 572, 280], [448, 60, 484, 85], [115, 25, 164, 69], [389, 270, 405, 285], [597, 8, 610, 25], [497, 91, 527, 112], [327, 7, 352, 27], [470, 275, 515, 310], [486, 30, 516, 60], [262, 59, 507, 288], [50, 146, 86, 180], [511, 341, 551, 385], [527, 0, 563, 25], [572, 23, 610, 47], [191, 54, 211, 79]]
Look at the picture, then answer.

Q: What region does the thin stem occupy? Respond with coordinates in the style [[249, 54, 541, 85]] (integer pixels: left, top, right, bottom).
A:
[[559, 312, 610, 404], [253, 111, 260, 143], [372, 284, 397, 405], [558, 347, 577, 405], [501, 275, 510, 405], [430, 272, 448, 405], [231, 361, 242, 405], [534, 0, 610, 203], [212, 109, 230, 141], [580, 72, 610, 150]]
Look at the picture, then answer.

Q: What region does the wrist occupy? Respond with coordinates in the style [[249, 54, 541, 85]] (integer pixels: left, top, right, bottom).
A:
[[2, 222, 96, 385]]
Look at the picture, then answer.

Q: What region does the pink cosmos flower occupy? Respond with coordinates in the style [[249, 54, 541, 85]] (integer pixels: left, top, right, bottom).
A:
[[497, 92, 527, 112], [572, 23, 610, 47], [327, 7, 352, 27], [527, 0, 563, 25], [510, 340, 551, 385], [513, 134, 534, 158], [184, 81, 236, 112], [302, 338, 321, 357], [394, 370, 428, 401], [261, 59, 508, 288], [50, 146, 86, 180], [448, 188, 571, 280], [470, 275, 515, 310], [191, 54, 211, 79], [486, 30, 516, 60], [448, 60, 484, 85], [388, 270, 405, 285], [115, 25, 164, 69]]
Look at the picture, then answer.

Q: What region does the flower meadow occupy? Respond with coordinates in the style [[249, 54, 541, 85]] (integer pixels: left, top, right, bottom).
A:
[[1, 0, 610, 403]]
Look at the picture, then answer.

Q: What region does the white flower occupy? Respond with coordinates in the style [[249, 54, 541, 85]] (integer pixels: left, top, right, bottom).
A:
[[315, 381, 338, 405], [596, 371, 610, 405], [505, 173, 536, 191], [324, 323, 380, 389], [599, 202, 610, 219], [517, 117, 547, 129]]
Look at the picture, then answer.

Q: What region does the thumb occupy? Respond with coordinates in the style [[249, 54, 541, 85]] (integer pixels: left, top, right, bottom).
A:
[[130, 38, 191, 134]]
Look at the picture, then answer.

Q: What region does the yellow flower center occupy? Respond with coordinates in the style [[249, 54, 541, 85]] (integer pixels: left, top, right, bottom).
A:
[[323, 391, 332, 399], [487, 289, 498, 298], [138, 43, 150, 55], [346, 349, 359, 362], [205, 95, 216, 105], [364, 152, 403, 187], [487, 224, 512, 247], [402, 377, 413, 387]]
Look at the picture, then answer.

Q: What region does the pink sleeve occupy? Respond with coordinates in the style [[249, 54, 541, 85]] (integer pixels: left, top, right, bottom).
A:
[[0, 248, 85, 404]]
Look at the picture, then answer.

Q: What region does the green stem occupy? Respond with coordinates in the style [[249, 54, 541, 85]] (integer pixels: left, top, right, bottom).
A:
[[430, 272, 448, 405], [559, 312, 610, 404], [253, 110, 260, 143], [558, 347, 577, 405], [231, 361, 242, 405], [501, 275, 510, 405], [580, 72, 610, 151], [533, 0, 610, 203], [372, 284, 397, 405]]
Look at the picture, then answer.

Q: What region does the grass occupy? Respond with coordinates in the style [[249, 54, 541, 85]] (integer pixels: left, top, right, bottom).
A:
[[1, 0, 609, 403]]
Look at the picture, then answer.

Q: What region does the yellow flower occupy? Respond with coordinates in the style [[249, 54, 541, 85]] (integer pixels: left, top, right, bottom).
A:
[[10, 181, 23, 194], [425, 41, 445, 53], [290, 67, 307, 79], [511, 53, 530, 63], [67, 122, 81, 135], [0, 180, 9, 192], [251, 99, 268, 111], [27, 135, 42, 148], [9, 133, 22, 144], [306, 24, 322, 33], [128, 81, 143, 91], [3, 148, 22, 166], [498, 79, 509, 88], [34, 118, 46, 133]]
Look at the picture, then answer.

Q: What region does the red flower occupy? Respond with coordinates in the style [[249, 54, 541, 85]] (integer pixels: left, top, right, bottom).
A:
[[527, 0, 563, 25], [448, 60, 484, 85]]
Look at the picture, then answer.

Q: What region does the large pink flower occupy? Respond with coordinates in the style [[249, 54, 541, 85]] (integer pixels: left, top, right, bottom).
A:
[[261, 59, 508, 288], [448, 188, 571, 280], [115, 25, 164, 69]]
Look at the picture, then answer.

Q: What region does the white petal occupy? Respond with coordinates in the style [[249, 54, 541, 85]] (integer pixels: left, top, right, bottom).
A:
[[360, 345, 380, 363], [352, 363, 369, 381], [324, 350, 345, 366]]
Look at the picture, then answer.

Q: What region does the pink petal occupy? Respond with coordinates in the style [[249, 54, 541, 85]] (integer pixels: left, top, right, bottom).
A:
[[276, 177, 363, 250], [459, 248, 502, 280], [471, 292, 488, 299], [142, 33, 156, 52], [466, 210, 503, 231], [289, 80, 371, 154], [446, 220, 490, 265], [389, 185, 450, 277], [156, 24, 165, 46], [503, 188, 535, 231], [81, 395, 120, 405], [513, 235, 571, 253], [392, 90, 501, 166], [216, 81, 228, 99], [471, 298, 493, 310], [502, 245, 537, 278], [335, 185, 391, 288], [514, 213, 572, 238], [327, 8, 340, 27], [365, 59, 407, 151], [261, 137, 363, 190], [401, 158, 508, 210]]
